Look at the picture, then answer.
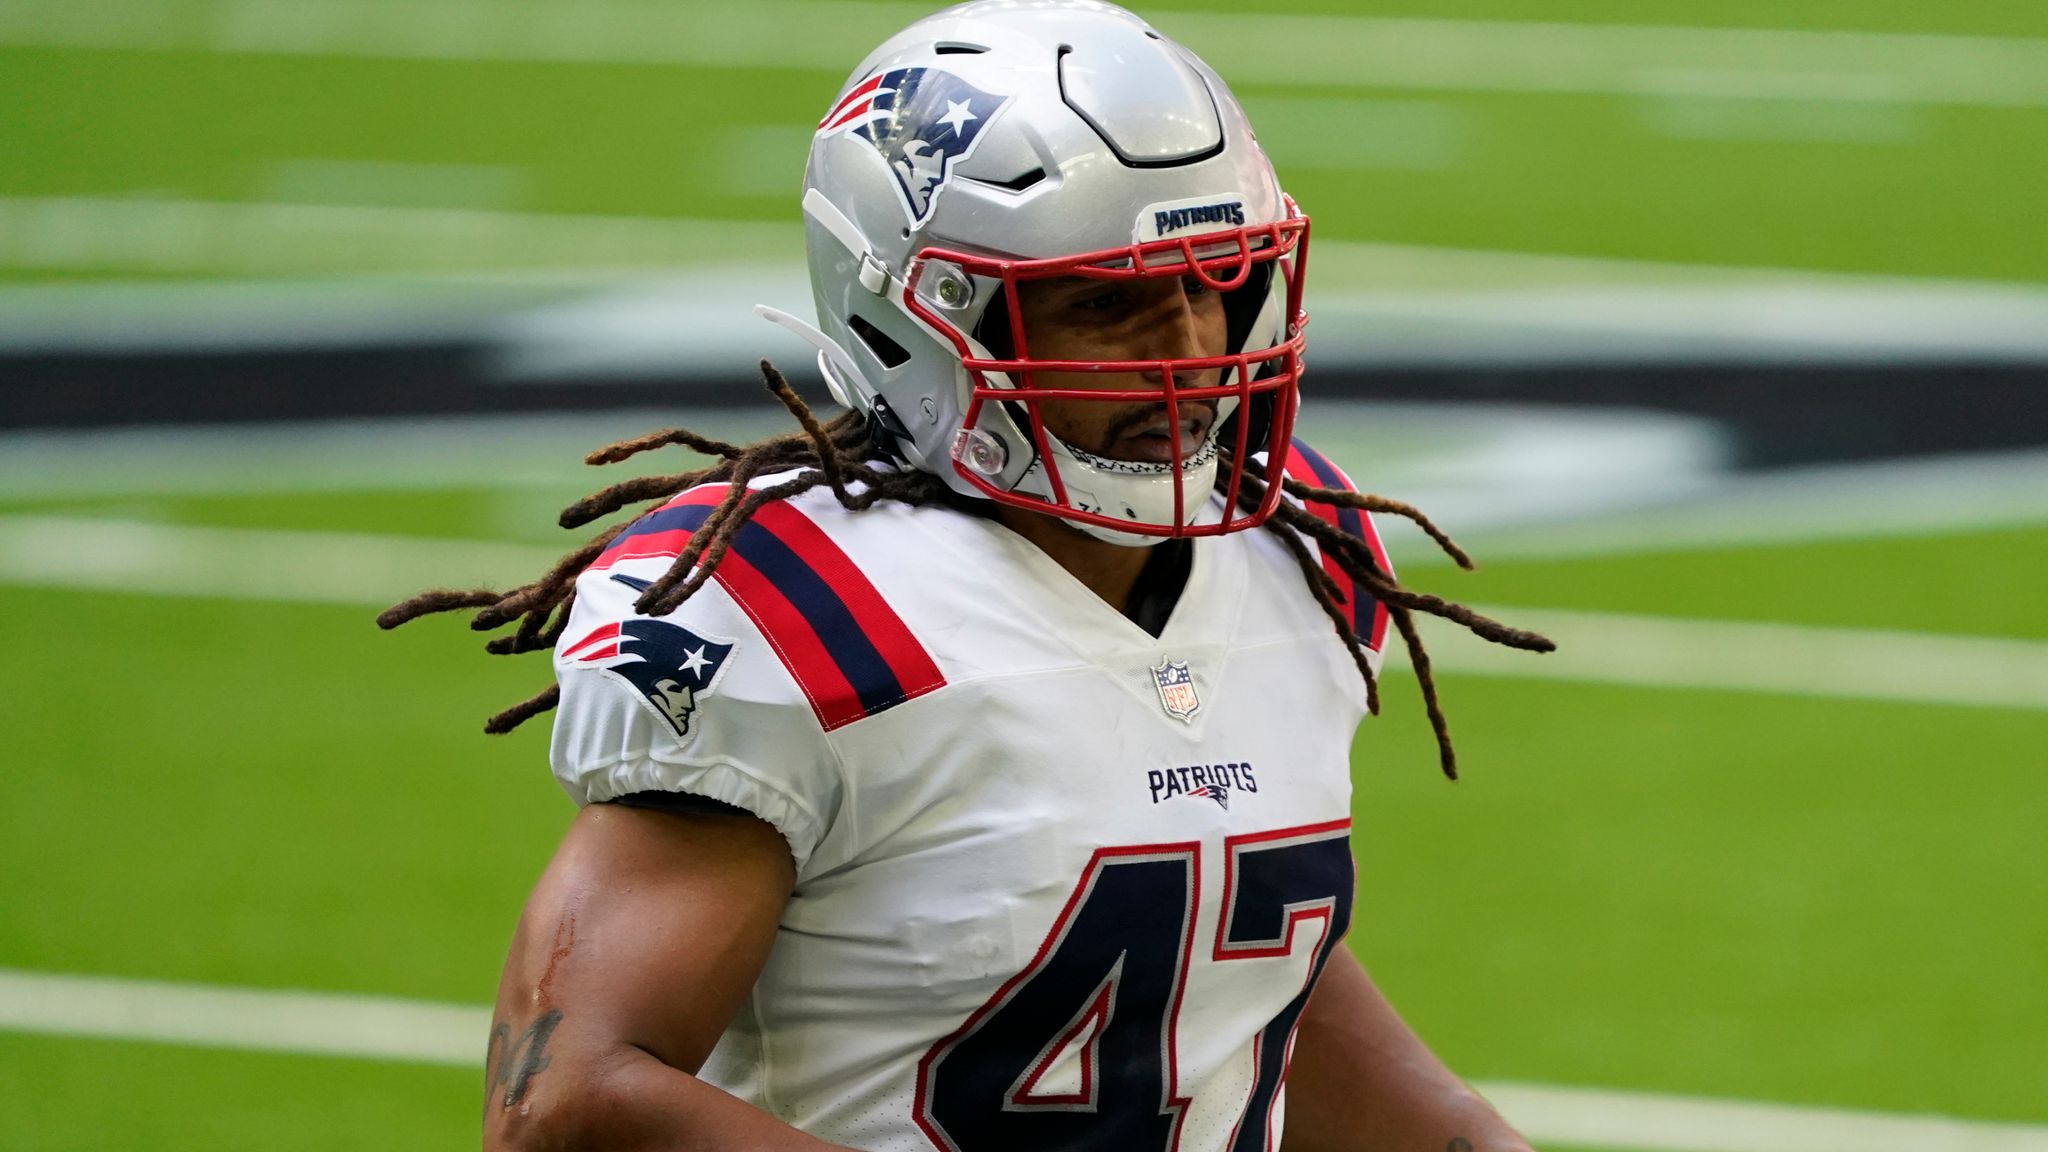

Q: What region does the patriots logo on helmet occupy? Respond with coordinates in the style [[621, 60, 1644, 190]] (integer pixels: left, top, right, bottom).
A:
[[817, 66, 1011, 227], [562, 619, 736, 739]]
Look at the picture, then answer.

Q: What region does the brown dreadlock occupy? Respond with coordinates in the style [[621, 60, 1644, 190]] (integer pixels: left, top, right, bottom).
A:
[[378, 361, 1553, 778]]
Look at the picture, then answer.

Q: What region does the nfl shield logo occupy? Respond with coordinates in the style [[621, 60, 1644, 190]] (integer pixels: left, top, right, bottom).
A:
[[1151, 659, 1201, 722]]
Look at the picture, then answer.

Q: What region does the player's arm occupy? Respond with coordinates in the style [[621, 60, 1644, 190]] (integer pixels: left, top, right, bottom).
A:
[[1279, 950, 1534, 1152], [481, 802, 855, 1152]]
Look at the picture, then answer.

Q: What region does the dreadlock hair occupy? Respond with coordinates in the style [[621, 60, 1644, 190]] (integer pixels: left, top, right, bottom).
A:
[[379, 361, 1553, 778]]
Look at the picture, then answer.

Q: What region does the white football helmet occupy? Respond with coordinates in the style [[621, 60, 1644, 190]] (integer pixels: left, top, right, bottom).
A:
[[760, 0, 1310, 545]]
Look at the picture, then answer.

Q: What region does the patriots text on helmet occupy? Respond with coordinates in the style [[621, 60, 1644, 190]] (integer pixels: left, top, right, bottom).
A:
[[1153, 201, 1247, 237]]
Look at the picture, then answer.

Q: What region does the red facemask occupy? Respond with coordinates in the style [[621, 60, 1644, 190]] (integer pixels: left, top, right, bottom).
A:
[[901, 208, 1311, 538]]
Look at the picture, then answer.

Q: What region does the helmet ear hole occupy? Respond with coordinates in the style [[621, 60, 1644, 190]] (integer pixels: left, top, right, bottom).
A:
[[971, 286, 1014, 360], [850, 314, 912, 369], [1217, 361, 1279, 462], [1222, 261, 1275, 356]]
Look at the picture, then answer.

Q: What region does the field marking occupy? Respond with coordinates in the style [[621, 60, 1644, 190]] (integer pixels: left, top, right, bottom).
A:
[[0, 515, 560, 606], [2, 968, 2045, 1150], [0, 409, 797, 497], [1179, 12, 2048, 110], [0, 968, 488, 1067], [2, 0, 2045, 109], [1631, 88, 1927, 145], [1430, 605, 2048, 711], [3, 514, 2046, 711], [1390, 449, 2048, 566], [4, 408, 2045, 538], [1475, 1080, 2048, 1152], [0, 196, 805, 276], [12, 197, 2048, 322]]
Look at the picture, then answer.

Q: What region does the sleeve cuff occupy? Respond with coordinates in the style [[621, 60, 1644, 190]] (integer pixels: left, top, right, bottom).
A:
[[566, 756, 827, 872]]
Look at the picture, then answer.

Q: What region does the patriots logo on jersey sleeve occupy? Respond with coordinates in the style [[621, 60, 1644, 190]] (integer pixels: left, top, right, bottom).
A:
[[817, 66, 1012, 226], [561, 619, 736, 740]]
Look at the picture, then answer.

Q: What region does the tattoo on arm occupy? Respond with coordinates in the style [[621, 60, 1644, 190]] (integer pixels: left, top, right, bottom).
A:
[[483, 1009, 565, 1114], [482, 1021, 510, 1119], [1448, 1139, 1474, 1152]]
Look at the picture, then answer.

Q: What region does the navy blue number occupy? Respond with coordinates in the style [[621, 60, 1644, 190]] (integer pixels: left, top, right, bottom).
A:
[[917, 826, 1350, 1152], [917, 847, 1196, 1152], [1215, 824, 1354, 1152]]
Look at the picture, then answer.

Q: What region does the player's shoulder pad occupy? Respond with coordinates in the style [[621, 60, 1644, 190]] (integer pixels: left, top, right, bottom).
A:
[[566, 476, 948, 734], [1271, 438, 1394, 656]]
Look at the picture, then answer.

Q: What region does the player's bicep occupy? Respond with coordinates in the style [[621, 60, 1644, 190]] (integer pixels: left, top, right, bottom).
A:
[[486, 802, 793, 1121]]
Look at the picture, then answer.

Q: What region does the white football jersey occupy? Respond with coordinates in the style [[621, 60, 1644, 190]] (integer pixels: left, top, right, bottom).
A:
[[550, 442, 1392, 1152]]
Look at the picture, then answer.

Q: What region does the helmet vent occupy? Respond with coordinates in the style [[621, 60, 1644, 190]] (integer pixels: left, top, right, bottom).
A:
[[849, 314, 911, 369], [972, 166, 1046, 193], [1057, 34, 1223, 167], [934, 42, 988, 54]]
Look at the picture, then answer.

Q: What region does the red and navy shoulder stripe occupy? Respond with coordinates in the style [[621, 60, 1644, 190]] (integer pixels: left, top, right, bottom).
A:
[[587, 486, 946, 731], [1281, 440, 1391, 653]]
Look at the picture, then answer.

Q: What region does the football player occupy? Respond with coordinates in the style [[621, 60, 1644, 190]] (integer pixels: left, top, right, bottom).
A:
[[383, 2, 1553, 1149]]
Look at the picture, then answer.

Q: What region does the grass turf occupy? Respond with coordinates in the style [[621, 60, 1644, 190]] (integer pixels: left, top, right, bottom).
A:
[[2, 509, 2044, 1140], [0, 590, 563, 1004], [1151, 0, 2048, 37], [9, 483, 2043, 637], [0, 486, 587, 545], [4, 0, 2046, 283], [1353, 673, 2047, 1123], [1442, 525, 2048, 640], [6, 0, 2044, 1138], [0, 1033, 480, 1151]]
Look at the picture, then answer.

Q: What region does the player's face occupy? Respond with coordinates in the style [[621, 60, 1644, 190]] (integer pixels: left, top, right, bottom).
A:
[[1012, 274, 1228, 464]]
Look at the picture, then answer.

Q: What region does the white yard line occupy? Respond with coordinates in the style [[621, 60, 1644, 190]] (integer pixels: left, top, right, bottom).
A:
[[8, 199, 2048, 359], [0, 516, 559, 606], [0, 968, 488, 1067], [1428, 605, 2048, 711], [1476, 1080, 2048, 1152], [1196, 14, 2048, 109], [4, 514, 2046, 711], [0, 197, 805, 277], [0, 410, 803, 498], [1391, 448, 2048, 566], [2, 0, 2044, 108], [6, 196, 2044, 298], [6, 407, 2043, 543], [0, 967, 2043, 1150]]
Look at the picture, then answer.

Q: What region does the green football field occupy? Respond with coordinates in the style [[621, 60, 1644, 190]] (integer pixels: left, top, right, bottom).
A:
[[4, 0, 2046, 1146], [2, 419, 2044, 1148], [3, 0, 2046, 284]]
